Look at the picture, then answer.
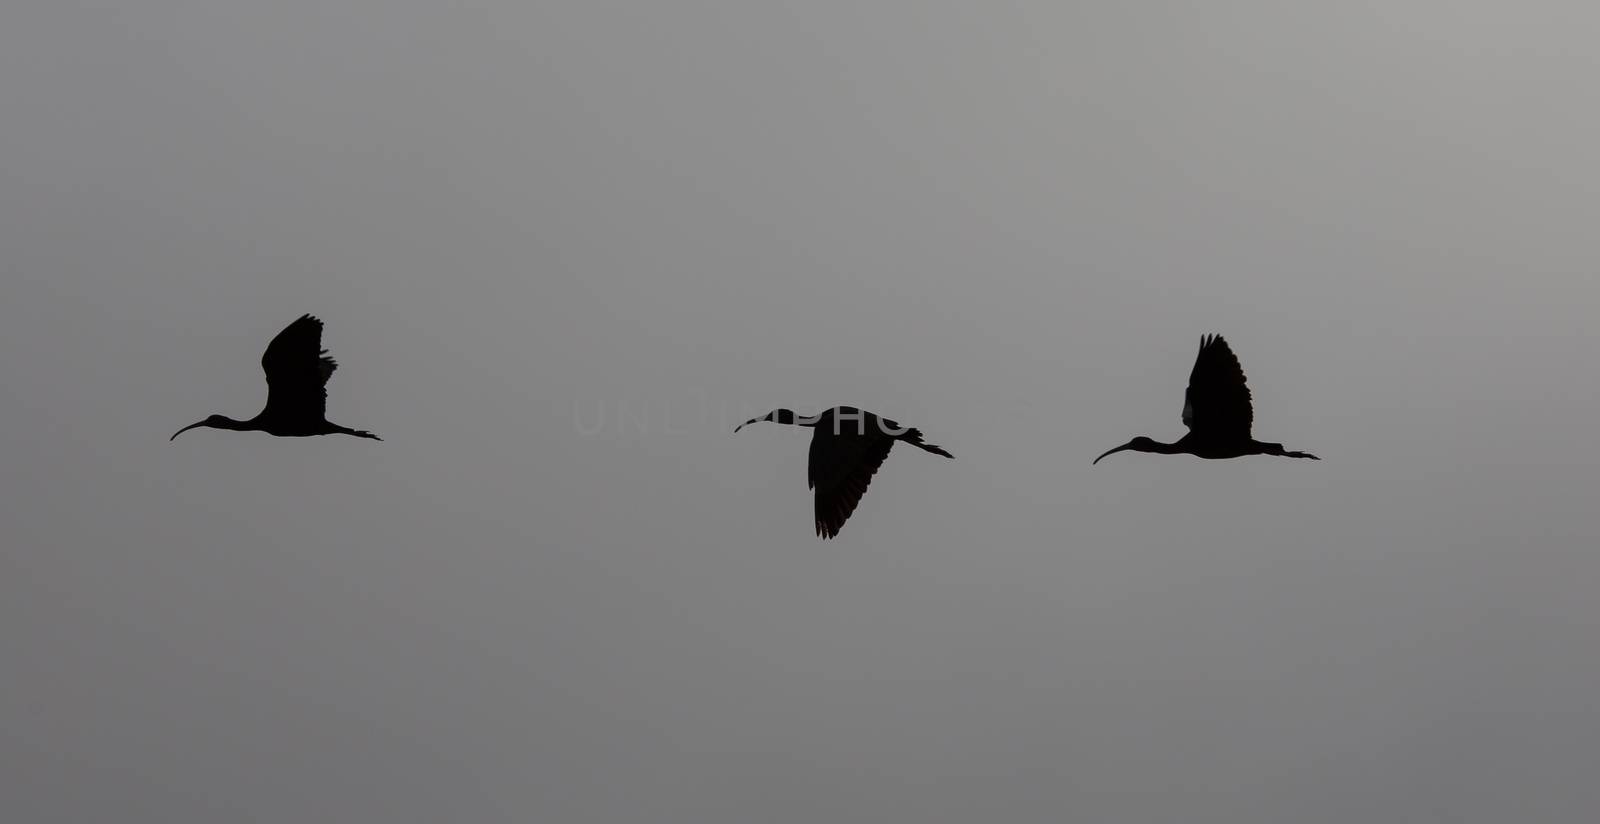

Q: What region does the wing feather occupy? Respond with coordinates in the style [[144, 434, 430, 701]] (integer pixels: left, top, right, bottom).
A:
[[808, 427, 894, 539], [1184, 334, 1253, 439], [260, 314, 335, 424]]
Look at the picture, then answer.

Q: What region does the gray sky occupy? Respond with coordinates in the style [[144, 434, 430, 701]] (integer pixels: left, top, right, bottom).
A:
[[3, 2, 1599, 822]]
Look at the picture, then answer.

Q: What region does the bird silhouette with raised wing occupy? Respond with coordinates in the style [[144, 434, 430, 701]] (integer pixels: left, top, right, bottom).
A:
[[1095, 334, 1316, 464], [172, 314, 381, 441], [736, 406, 953, 539]]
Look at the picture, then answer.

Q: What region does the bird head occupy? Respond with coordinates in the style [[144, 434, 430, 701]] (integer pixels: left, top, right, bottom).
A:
[[170, 414, 234, 441], [1093, 436, 1158, 465]]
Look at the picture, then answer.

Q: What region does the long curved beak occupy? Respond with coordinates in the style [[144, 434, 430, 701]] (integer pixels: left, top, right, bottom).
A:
[[170, 421, 206, 441], [1093, 441, 1135, 465], [734, 416, 762, 433]]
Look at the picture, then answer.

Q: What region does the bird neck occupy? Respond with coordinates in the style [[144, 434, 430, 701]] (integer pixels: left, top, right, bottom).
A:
[[771, 409, 810, 427]]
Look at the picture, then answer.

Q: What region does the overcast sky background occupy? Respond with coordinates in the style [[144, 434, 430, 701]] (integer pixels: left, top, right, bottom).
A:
[[4, 2, 1599, 822]]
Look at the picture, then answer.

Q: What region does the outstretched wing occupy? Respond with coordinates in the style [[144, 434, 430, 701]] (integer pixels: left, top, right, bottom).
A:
[[808, 426, 895, 540], [260, 314, 336, 424], [1183, 334, 1253, 440]]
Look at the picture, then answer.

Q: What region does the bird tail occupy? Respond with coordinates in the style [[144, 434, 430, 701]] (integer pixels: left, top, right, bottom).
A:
[[1262, 442, 1317, 460], [899, 428, 954, 459]]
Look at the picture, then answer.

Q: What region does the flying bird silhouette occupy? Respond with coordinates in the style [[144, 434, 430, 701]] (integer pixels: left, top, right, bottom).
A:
[[1094, 334, 1317, 464], [171, 314, 381, 441], [736, 406, 953, 539]]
